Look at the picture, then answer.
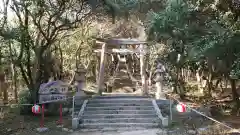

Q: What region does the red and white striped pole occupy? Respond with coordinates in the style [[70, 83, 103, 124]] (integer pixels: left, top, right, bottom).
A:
[[41, 104, 45, 128], [58, 104, 63, 125], [33, 103, 48, 132]]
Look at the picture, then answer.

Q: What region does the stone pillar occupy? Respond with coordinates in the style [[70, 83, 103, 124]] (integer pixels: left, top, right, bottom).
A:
[[74, 65, 87, 97], [139, 44, 147, 95], [155, 63, 166, 99], [97, 43, 107, 95]]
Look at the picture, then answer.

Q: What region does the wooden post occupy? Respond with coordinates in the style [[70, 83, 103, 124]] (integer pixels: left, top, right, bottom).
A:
[[41, 104, 45, 128], [97, 43, 107, 95], [139, 44, 147, 95], [58, 104, 63, 125]]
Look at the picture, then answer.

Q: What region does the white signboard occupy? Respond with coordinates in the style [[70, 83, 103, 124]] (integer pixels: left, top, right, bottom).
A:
[[38, 80, 69, 103]]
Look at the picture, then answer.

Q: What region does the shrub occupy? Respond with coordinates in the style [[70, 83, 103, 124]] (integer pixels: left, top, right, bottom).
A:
[[18, 89, 32, 114]]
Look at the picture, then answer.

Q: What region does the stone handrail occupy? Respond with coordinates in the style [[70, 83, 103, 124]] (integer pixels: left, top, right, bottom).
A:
[[152, 99, 169, 127]]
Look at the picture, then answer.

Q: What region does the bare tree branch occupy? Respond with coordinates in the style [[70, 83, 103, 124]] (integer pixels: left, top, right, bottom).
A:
[[1, 0, 10, 28], [11, 0, 23, 26]]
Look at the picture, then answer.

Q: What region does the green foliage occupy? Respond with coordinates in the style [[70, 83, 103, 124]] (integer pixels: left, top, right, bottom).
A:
[[0, 0, 239, 106], [102, 0, 167, 22], [18, 89, 31, 105], [103, 0, 139, 22], [230, 55, 240, 79], [147, 0, 240, 69], [147, 0, 190, 40], [18, 89, 32, 114], [145, 0, 240, 100], [59, 20, 98, 79]]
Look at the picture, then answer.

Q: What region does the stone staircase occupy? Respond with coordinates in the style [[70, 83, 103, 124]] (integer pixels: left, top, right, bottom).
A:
[[78, 95, 164, 130]]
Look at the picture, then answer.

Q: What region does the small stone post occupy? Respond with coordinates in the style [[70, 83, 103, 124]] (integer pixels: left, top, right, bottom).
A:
[[155, 63, 166, 99]]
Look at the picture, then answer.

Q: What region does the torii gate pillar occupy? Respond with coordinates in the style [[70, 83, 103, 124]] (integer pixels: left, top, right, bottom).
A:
[[97, 42, 107, 95], [139, 44, 148, 95]]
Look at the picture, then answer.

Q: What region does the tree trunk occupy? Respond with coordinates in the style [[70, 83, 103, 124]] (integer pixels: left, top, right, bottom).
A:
[[224, 75, 228, 89], [0, 73, 8, 105], [0, 52, 8, 104], [148, 71, 153, 86], [173, 67, 180, 94], [11, 63, 18, 103], [0, 50, 2, 99], [188, 66, 192, 81], [181, 68, 185, 81], [178, 76, 185, 99], [196, 70, 201, 82], [215, 78, 221, 89], [230, 79, 240, 109], [29, 52, 46, 103], [3, 82, 8, 105], [207, 71, 213, 96], [175, 67, 185, 99], [58, 44, 63, 80], [9, 41, 18, 103], [30, 78, 42, 103]]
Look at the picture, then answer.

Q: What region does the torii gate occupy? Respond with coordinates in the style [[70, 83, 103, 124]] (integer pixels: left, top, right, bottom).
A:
[[93, 38, 148, 95]]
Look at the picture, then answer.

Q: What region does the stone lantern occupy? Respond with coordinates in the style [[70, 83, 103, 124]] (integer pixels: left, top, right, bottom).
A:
[[74, 64, 87, 97], [154, 63, 166, 99], [72, 65, 87, 130]]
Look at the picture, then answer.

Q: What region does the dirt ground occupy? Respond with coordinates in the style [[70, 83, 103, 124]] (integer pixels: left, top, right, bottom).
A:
[[0, 111, 167, 135], [1, 78, 240, 135], [0, 106, 237, 135]]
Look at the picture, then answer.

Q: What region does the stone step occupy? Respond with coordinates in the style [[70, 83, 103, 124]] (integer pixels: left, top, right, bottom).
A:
[[85, 106, 155, 111], [80, 123, 160, 129], [156, 99, 172, 105], [82, 118, 161, 123], [88, 99, 151, 104], [78, 127, 156, 132], [74, 98, 85, 103], [74, 100, 170, 110], [74, 107, 82, 111], [89, 97, 151, 101], [73, 112, 79, 116], [82, 114, 158, 119], [92, 95, 150, 99], [83, 110, 156, 115], [74, 98, 85, 102], [87, 102, 153, 107]]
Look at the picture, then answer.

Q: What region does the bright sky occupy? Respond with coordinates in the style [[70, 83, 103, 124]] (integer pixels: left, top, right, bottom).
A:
[[0, 0, 15, 21]]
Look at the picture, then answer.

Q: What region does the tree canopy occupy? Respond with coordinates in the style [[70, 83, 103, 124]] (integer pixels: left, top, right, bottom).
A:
[[0, 0, 240, 109]]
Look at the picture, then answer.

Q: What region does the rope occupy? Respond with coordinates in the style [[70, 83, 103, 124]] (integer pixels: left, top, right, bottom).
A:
[[167, 94, 240, 133], [0, 96, 74, 107]]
